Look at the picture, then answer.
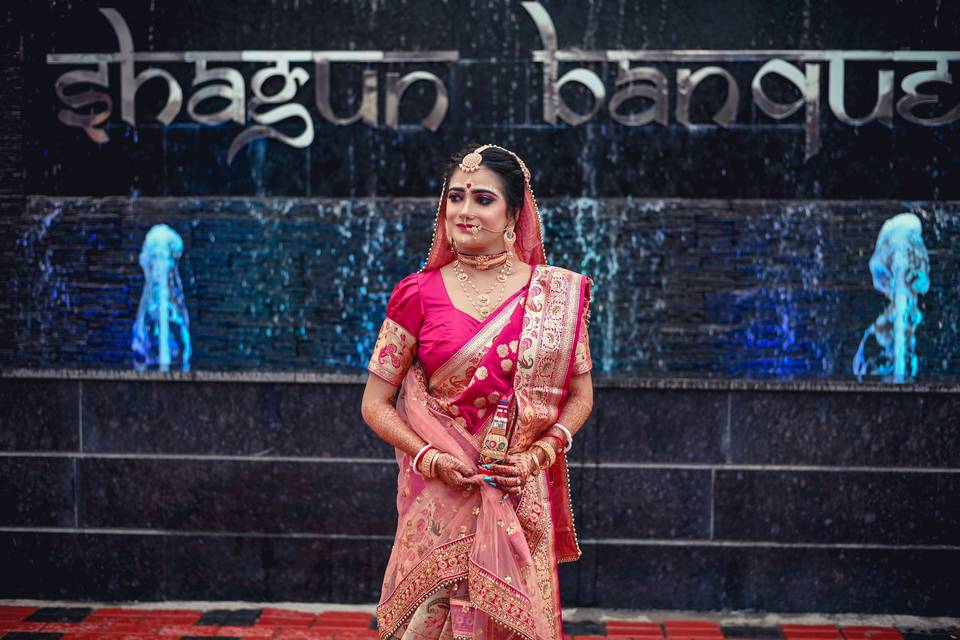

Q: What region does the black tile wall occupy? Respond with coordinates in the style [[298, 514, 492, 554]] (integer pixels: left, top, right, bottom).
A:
[[0, 532, 165, 600], [713, 469, 960, 545], [1, 376, 959, 614], [0, 456, 74, 526], [593, 388, 727, 463], [590, 542, 960, 615], [579, 466, 712, 540], [78, 458, 399, 535], [729, 391, 960, 467], [82, 380, 392, 458], [0, 379, 78, 451]]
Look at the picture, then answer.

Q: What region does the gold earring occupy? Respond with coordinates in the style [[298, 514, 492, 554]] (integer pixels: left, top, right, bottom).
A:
[[504, 227, 516, 251]]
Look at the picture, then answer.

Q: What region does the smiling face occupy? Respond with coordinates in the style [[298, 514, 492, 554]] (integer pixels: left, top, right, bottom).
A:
[[444, 167, 517, 255]]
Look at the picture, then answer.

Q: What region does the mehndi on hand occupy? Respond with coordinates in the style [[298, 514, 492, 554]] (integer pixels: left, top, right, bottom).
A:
[[478, 449, 544, 495], [432, 452, 483, 491]]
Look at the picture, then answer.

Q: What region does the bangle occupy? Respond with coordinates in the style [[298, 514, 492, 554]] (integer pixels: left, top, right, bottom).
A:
[[552, 422, 573, 453], [541, 433, 566, 454], [428, 450, 442, 478], [422, 449, 441, 478], [412, 444, 433, 476], [531, 440, 557, 468], [530, 446, 543, 473]]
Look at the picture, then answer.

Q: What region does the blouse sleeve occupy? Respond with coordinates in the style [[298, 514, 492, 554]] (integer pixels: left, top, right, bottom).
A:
[[367, 272, 424, 386], [572, 278, 593, 376]]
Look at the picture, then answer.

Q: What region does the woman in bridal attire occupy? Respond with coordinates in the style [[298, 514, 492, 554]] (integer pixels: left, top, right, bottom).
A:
[[361, 143, 594, 640]]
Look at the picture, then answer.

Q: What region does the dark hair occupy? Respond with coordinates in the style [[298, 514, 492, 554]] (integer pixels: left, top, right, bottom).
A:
[[443, 143, 525, 221]]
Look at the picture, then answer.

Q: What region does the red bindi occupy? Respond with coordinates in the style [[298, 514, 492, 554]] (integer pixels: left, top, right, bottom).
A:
[[466, 182, 472, 189]]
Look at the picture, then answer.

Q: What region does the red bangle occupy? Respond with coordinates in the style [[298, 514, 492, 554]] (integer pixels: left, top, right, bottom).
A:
[[412, 444, 435, 475], [542, 434, 565, 453]]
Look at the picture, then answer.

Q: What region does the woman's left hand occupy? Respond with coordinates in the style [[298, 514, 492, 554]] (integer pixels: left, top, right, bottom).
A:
[[477, 451, 540, 494]]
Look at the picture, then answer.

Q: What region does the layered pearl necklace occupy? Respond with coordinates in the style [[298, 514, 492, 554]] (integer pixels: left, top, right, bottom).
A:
[[452, 253, 513, 319]]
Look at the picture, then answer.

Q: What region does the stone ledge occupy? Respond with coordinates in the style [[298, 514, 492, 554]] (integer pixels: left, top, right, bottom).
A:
[[3, 368, 960, 394]]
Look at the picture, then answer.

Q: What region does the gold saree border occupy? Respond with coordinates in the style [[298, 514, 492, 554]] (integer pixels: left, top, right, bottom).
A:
[[368, 317, 417, 387], [517, 471, 563, 640], [512, 265, 589, 565], [467, 561, 538, 640], [512, 265, 582, 453], [376, 535, 474, 640]]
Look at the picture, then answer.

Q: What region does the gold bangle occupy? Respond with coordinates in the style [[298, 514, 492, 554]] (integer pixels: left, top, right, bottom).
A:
[[541, 440, 558, 466], [420, 448, 439, 478], [531, 440, 556, 468], [428, 450, 441, 478], [530, 449, 542, 474]]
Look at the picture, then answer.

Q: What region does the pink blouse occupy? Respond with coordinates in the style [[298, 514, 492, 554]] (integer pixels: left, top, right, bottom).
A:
[[384, 270, 527, 380], [367, 269, 592, 387]]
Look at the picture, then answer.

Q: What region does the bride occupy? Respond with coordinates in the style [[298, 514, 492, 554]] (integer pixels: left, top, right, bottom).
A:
[[361, 143, 594, 640]]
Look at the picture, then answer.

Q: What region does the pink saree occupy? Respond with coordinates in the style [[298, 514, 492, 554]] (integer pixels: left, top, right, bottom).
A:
[[367, 264, 593, 640]]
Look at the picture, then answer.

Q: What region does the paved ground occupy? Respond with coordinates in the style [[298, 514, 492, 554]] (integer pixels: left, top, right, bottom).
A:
[[1, 601, 957, 640]]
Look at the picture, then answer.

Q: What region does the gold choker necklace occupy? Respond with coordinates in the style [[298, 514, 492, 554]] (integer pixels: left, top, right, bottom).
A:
[[454, 250, 509, 271]]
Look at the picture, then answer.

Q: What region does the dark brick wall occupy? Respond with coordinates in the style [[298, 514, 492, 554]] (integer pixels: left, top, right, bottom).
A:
[[0, 374, 957, 613]]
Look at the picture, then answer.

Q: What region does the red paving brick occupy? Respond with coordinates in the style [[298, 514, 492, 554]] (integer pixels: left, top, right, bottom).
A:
[[0, 605, 953, 640], [605, 621, 664, 637], [782, 625, 844, 640], [315, 611, 375, 627], [257, 607, 318, 627], [155, 623, 222, 636], [1, 620, 48, 632], [0, 606, 37, 620], [216, 625, 276, 637], [664, 620, 724, 640], [841, 627, 903, 640], [274, 630, 367, 640]]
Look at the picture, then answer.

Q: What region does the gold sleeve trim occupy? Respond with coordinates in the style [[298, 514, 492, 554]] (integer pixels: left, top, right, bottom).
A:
[[572, 316, 592, 375], [367, 317, 417, 386]]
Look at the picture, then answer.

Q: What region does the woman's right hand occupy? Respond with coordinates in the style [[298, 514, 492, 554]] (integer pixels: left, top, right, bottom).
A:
[[433, 452, 484, 490]]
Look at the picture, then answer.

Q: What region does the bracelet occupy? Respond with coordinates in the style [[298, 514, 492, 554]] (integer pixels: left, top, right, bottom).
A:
[[529, 446, 543, 474], [411, 444, 433, 476], [531, 440, 557, 468], [428, 450, 442, 478], [552, 422, 573, 453], [422, 448, 441, 478], [541, 433, 566, 454]]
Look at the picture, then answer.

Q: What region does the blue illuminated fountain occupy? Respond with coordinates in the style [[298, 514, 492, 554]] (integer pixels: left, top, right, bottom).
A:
[[131, 224, 192, 372], [853, 213, 930, 383]]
